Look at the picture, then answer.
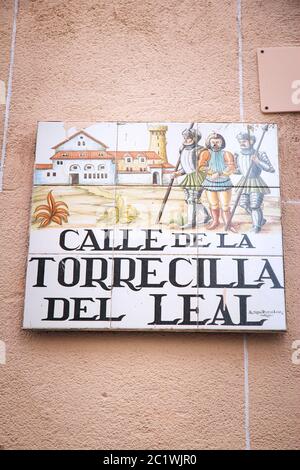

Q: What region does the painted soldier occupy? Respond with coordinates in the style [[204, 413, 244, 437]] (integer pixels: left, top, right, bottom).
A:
[[235, 132, 275, 233], [198, 132, 237, 232], [174, 128, 211, 228]]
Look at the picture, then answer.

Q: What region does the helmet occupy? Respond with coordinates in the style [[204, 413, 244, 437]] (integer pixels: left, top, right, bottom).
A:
[[236, 132, 256, 145], [182, 128, 202, 143]]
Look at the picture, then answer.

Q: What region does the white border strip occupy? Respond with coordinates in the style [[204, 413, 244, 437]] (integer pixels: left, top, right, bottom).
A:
[[237, 0, 251, 450], [237, 0, 244, 121], [243, 335, 251, 450], [0, 0, 19, 191]]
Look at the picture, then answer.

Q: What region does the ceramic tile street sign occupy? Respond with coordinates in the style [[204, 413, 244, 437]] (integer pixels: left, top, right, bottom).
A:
[[23, 122, 286, 331]]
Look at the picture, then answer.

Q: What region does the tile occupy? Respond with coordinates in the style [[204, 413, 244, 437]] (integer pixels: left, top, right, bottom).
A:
[[112, 184, 203, 256], [115, 122, 192, 187], [195, 190, 283, 256], [110, 254, 200, 331], [33, 121, 117, 187], [112, 122, 211, 256], [197, 254, 285, 331], [29, 184, 117, 253], [23, 253, 113, 330], [194, 122, 282, 257]]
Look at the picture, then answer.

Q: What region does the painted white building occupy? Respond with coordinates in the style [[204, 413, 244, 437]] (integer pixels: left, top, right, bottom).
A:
[[34, 130, 174, 185]]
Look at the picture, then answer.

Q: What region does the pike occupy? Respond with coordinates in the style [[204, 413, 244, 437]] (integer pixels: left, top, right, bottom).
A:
[[225, 124, 269, 231], [156, 122, 195, 224]]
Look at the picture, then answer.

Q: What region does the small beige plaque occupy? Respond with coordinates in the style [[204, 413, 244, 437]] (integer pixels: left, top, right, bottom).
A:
[[257, 47, 300, 113]]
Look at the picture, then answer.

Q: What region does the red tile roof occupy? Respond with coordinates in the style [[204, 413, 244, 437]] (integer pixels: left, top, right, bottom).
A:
[[163, 162, 174, 168], [35, 163, 53, 169], [149, 162, 175, 168], [50, 150, 166, 162], [113, 151, 162, 160], [52, 130, 108, 149]]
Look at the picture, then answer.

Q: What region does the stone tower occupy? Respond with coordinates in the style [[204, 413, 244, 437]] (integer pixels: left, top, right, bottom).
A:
[[148, 125, 168, 163]]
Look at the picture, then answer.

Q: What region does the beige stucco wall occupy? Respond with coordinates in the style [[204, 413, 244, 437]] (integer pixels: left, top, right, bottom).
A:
[[0, 0, 299, 450]]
